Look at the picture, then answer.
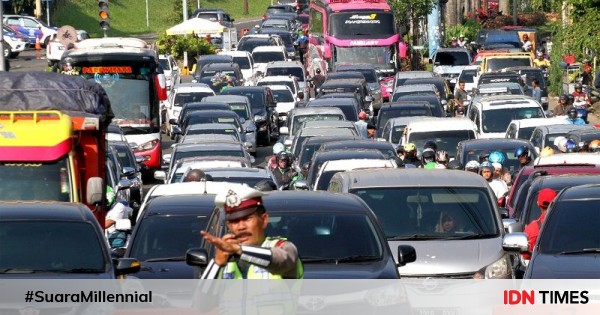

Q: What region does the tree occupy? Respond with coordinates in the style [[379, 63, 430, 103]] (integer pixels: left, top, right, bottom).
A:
[[244, 0, 249, 15], [11, 0, 34, 14]]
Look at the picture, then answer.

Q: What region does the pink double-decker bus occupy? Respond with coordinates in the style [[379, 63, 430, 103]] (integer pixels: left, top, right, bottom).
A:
[[307, 0, 400, 77]]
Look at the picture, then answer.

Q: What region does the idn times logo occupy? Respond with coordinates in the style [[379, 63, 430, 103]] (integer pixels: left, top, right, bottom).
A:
[[503, 290, 589, 305]]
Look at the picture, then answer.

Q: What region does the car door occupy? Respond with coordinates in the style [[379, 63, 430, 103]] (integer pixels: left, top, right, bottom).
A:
[[21, 17, 43, 41]]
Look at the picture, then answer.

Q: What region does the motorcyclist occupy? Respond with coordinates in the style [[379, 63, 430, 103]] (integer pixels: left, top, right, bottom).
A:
[[566, 107, 586, 125], [310, 68, 326, 95], [268, 143, 286, 169], [464, 160, 480, 174], [552, 94, 573, 116], [272, 151, 300, 188], [588, 139, 600, 153], [572, 83, 592, 107], [436, 150, 449, 168], [402, 143, 421, 167], [423, 140, 438, 152], [479, 161, 508, 199], [421, 148, 437, 169], [533, 51, 550, 69], [514, 146, 533, 169]]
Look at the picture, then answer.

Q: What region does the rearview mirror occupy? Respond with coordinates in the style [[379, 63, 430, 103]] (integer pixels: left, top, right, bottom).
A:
[[186, 248, 209, 267]]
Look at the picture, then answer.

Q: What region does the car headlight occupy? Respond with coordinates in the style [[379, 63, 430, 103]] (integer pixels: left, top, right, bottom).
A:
[[474, 255, 511, 279], [134, 139, 159, 152]]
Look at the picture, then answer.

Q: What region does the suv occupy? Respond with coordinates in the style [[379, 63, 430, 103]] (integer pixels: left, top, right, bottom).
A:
[[236, 34, 285, 53], [480, 52, 533, 73], [334, 64, 383, 111], [190, 8, 235, 28], [159, 54, 181, 90], [257, 75, 300, 98], [195, 62, 244, 86], [264, 61, 307, 95], [431, 47, 472, 89], [3, 25, 28, 59], [221, 86, 280, 145], [3, 15, 56, 46], [503, 67, 549, 109]]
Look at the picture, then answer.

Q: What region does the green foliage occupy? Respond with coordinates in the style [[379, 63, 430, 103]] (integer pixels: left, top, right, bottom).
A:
[[548, 30, 565, 96], [388, 0, 436, 23], [561, 8, 600, 58], [445, 20, 481, 45], [156, 33, 216, 60]]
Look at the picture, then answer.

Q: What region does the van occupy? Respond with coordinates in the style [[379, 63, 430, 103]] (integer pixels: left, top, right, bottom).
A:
[[468, 95, 546, 139], [402, 117, 478, 157], [327, 169, 512, 279]]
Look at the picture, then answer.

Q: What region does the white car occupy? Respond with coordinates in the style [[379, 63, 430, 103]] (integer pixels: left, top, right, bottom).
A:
[[218, 50, 256, 85], [314, 159, 397, 191], [163, 83, 215, 137], [403, 117, 478, 157], [265, 85, 296, 122], [159, 54, 181, 90], [45, 30, 90, 66], [252, 46, 287, 76], [257, 75, 300, 97], [504, 117, 569, 140], [457, 65, 480, 96], [2, 25, 28, 59], [3, 15, 57, 46]]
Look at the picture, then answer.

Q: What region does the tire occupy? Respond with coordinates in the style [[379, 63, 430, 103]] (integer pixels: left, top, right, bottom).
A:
[[3, 46, 11, 59], [9, 52, 19, 59]]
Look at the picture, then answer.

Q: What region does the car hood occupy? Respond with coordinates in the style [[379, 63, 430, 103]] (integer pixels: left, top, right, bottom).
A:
[[434, 65, 466, 75], [390, 238, 503, 276], [276, 101, 295, 114], [303, 257, 398, 279], [528, 254, 600, 279], [134, 261, 196, 279]]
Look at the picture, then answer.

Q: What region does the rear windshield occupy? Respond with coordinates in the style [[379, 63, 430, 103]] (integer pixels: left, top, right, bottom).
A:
[[459, 70, 477, 83], [292, 114, 344, 135], [266, 67, 305, 81], [237, 38, 273, 53], [409, 130, 476, 157], [486, 58, 532, 72], [232, 56, 250, 69], [253, 51, 285, 63], [434, 51, 471, 66]]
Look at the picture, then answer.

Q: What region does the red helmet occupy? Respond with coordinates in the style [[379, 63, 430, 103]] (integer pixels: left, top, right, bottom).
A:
[[358, 111, 368, 120]]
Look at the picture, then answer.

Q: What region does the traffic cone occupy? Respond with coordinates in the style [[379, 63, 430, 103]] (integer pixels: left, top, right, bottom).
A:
[[35, 37, 41, 60]]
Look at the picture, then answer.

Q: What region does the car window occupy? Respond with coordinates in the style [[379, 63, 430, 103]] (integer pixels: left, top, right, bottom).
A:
[[22, 18, 39, 28], [129, 214, 208, 261], [0, 221, 106, 272], [539, 199, 599, 254], [173, 92, 214, 107], [266, 212, 383, 260], [266, 67, 304, 81], [6, 18, 19, 26], [481, 108, 544, 133], [351, 187, 498, 239], [173, 149, 245, 161], [232, 56, 251, 69], [272, 89, 294, 102], [196, 13, 219, 22], [409, 130, 477, 157]]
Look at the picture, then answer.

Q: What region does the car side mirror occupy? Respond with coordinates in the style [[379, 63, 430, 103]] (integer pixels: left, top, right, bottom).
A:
[[502, 232, 529, 253], [397, 245, 417, 266], [154, 170, 167, 181], [240, 117, 246, 124], [86, 177, 104, 205], [498, 207, 509, 219], [117, 179, 132, 191], [186, 248, 209, 267], [135, 156, 144, 164], [293, 179, 309, 190], [169, 118, 178, 126], [280, 126, 289, 135], [365, 95, 374, 102], [115, 258, 141, 276], [163, 154, 172, 165], [122, 167, 135, 178]]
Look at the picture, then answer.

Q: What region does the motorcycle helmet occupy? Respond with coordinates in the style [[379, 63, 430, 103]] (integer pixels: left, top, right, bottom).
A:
[[567, 94, 575, 105], [465, 160, 480, 173], [277, 151, 292, 164], [565, 139, 578, 153], [436, 150, 449, 163], [574, 83, 582, 90], [540, 146, 555, 157], [556, 137, 569, 153], [423, 140, 438, 151], [568, 108, 578, 120], [536, 51, 543, 58], [273, 142, 285, 155], [479, 161, 494, 172], [403, 142, 416, 153], [446, 160, 463, 170], [421, 148, 436, 164], [358, 111, 368, 120], [488, 151, 505, 164], [514, 146, 529, 158], [396, 145, 405, 155], [589, 139, 600, 152], [559, 94, 568, 102], [478, 151, 491, 163]]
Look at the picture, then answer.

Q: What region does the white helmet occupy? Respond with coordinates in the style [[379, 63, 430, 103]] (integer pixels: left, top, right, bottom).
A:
[[273, 143, 285, 155], [465, 160, 480, 171]]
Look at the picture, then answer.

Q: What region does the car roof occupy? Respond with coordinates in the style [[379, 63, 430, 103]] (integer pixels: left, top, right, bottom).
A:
[[175, 141, 242, 151], [146, 182, 248, 199], [181, 134, 239, 143], [394, 71, 435, 79], [144, 194, 216, 216], [203, 95, 249, 103], [263, 191, 370, 213], [380, 102, 431, 110], [290, 107, 345, 115], [509, 118, 569, 128], [174, 158, 248, 171], [223, 86, 267, 93], [252, 46, 286, 52], [308, 98, 357, 106], [173, 83, 213, 91], [321, 159, 395, 172], [0, 202, 95, 221], [393, 84, 437, 92], [301, 120, 355, 128], [558, 184, 600, 201], [321, 78, 365, 86], [476, 95, 535, 105], [313, 149, 384, 160], [458, 138, 534, 150], [259, 75, 298, 82], [202, 62, 239, 70], [531, 174, 600, 191], [218, 50, 251, 57], [304, 136, 359, 145], [266, 85, 293, 92], [335, 64, 376, 71], [322, 140, 394, 150], [435, 47, 471, 53], [535, 124, 595, 133], [534, 153, 600, 166], [187, 109, 238, 117], [199, 55, 233, 61], [299, 127, 356, 137], [406, 117, 477, 131], [204, 167, 269, 178], [336, 169, 487, 188], [266, 61, 303, 68]]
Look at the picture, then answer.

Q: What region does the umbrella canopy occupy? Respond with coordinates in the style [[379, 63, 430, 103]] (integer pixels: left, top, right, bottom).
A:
[[166, 18, 226, 36]]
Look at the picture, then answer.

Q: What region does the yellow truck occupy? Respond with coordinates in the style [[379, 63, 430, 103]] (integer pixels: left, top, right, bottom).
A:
[[480, 52, 533, 74]]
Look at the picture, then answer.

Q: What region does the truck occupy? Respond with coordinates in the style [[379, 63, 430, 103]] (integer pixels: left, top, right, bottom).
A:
[[0, 72, 114, 226]]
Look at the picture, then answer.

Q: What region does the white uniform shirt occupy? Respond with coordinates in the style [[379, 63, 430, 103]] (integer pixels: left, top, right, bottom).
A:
[[106, 202, 132, 234], [488, 179, 509, 199]]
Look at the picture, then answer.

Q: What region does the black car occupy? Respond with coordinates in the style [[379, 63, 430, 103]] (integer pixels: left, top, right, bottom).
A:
[[191, 8, 235, 27], [178, 109, 243, 139], [477, 71, 527, 92], [395, 94, 446, 117], [326, 71, 365, 81], [455, 139, 538, 173], [125, 194, 214, 279], [307, 97, 361, 121], [316, 92, 367, 114], [376, 102, 433, 137], [320, 140, 397, 160], [194, 54, 233, 76], [513, 184, 600, 278], [318, 78, 373, 106], [566, 129, 600, 150], [334, 64, 383, 108], [305, 149, 387, 190], [236, 36, 280, 53], [259, 29, 297, 59], [296, 136, 359, 172], [221, 86, 279, 145], [187, 191, 415, 278], [402, 77, 453, 109], [109, 140, 144, 211], [0, 202, 140, 278]]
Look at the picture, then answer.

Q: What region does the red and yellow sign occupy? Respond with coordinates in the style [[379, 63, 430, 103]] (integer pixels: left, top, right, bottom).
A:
[[82, 66, 133, 74]]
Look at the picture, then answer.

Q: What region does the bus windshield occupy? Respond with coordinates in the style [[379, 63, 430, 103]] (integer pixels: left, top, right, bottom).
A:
[[334, 46, 393, 69], [65, 61, 158, 130], [329, 12, 395, 39]]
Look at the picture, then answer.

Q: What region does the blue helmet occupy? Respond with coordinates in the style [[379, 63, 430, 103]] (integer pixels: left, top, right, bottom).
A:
[[514, 146, 529, 158], [565, 139, 578, 153], [488, 151, 505, 164]]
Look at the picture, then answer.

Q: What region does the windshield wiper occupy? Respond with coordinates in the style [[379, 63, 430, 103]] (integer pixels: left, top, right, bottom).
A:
[[0, 268, 37, 273], [145, 256, 186, 262], [388, 234, 452, 240], [61, 268, 104, 273], [559, 248, 600, 255], [121, 126, 151, 134], [451, 233, 498, 240]]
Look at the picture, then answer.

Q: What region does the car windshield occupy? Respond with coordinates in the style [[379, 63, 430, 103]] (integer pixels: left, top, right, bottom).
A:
[[253, 51, 285, 63], [266, 212, 383, 261], [410, 130, 477, 157], [461, 148, 526, 172], [435, 51, 471, 66], [173, 149, 245, 161], [196, 13, 219, 21], [0, 221, 105, 272], [309, 104, 357, 121], [231, 56, 250, 69], [486, 58, 531, 72], [538, 200, 600, 254], [272, 89, 294, 102], [227, 103, 250, 120], [262, 20, 288, 29], [237, 39, 273, 53], [298, 141, 326, 169], [0, 157, 72, 202], [221, 90, 264, 113], [129, 215, 208, 261], [187, 115, 240, 129], [482, 108, 544, 133], [392, 90, 436, 102], [339, 69, 377, 83], [329, 12, 395, 38], [113, 144, 135, 169], [266, 67, 305, 81], [174, 92, 214, 107], [378, 108, 431, 134], [459, 70, 477, 83], [391, 125, 406, 144], [350, 187, 498, 239], [518, 127, 536, 140], [208, 176, 268, 187], [187, 128, 240, 140], [200, 69, 237, 78], [292, 114, 344, 135], [334, 46, 394, 69], [520, 70, 545, 87]]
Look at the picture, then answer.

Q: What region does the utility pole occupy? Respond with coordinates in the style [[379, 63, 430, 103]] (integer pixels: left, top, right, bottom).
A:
[[35, 0, 43, 20], [183, 0, 188, 20], [244, 0, 249, 15]]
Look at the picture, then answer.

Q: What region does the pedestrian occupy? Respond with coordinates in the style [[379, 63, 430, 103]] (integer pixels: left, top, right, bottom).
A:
[[311, 68, 325, 92], [581, 61, 594, 86], [454, 81, 468, 115], [354, 111, 369, 138], [201, 186, 304, 279], [295, 91, 307, 108], [523, 188, 557, 259], [531, 79, 542, 104], [295, 30, 309, 65]]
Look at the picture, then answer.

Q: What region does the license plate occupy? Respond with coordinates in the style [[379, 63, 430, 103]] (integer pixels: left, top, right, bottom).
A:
[[413, 308, 458, 315]]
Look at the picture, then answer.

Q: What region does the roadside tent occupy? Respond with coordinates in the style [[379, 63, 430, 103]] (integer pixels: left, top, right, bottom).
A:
[[166, 18, 225, 36]]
